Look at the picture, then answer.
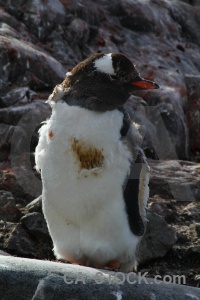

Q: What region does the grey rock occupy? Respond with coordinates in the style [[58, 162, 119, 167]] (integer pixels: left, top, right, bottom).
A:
[[0, 190, 21, 222], [0, 35, 65, 89], [4, 223, 38, 257], [21, 212, 50, 240], [149, 101, 188, 159], [1, 0, 200, 161], [185, 75, 200, 153], [186, 245, 200, 256], [0, 100, 50, 126], [26, 195, 42, 213], [21, 0, 66, 40], [149, 160, 200, 201], [0, 190, 14, 206], [0, 249, 10, 256], [0, 123, 26, 159], [179, 0, 199, 5], [149, 200, 177, 223], [0, 87, 36, 108], [195, 223, 200, 237], [125, 96, 159, 158], [125, 91, 189, 160], [183, 245, 200, 267], [139, 212, 177, 263], [0, 22, 22, 39], [0, 0, 66, 40], [119, 0, 157, 33], [0, 218, 53, 260], [169, 1, 200, 45], [0, 256, 200, 300], [66, 18, 90, 47], [183, 202, 200, 221], [0, 100, 51, 199], [0, 163, 39, 202], [0, 7, 31, 41], [73, 0, 106, 26]]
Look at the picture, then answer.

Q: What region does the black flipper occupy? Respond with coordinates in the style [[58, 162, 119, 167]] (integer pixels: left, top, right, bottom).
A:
[[119, 108, 146, 237], [123, 155, 145, 236], [119, 107, 131, 137]]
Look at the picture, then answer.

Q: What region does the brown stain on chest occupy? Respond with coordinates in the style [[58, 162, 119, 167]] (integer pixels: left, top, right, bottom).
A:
[[71, 138, 104, 171], [48, 131, 54, 139]]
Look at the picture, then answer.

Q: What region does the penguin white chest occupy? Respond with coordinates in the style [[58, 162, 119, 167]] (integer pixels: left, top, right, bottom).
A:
[[38, 101, 132, 199], [35, 101, 137, 269]]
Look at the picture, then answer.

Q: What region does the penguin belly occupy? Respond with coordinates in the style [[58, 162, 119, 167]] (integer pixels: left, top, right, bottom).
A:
[[36, 101, 140, 271]]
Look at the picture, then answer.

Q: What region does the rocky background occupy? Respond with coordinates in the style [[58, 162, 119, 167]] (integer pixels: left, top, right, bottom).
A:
[[0, 0, 199, 290]]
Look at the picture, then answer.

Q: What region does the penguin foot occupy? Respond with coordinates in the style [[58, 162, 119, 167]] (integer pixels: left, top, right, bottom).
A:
[[93, 260, 121, 271], [55, 256, 121, 271]]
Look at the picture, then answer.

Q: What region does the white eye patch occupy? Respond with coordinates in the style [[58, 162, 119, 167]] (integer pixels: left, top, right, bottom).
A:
[[94, 53, 115, 75]]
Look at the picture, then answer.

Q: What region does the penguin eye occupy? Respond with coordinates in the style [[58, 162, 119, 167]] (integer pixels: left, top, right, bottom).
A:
[[109, 75, 117, 81]]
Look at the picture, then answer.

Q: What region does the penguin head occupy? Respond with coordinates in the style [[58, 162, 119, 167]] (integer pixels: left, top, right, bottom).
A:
[[62, 52, 159, 111]]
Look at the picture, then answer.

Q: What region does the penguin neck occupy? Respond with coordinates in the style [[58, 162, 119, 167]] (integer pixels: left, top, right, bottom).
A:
[[62, 92, 84, 108], [62, 90, 128, 112]]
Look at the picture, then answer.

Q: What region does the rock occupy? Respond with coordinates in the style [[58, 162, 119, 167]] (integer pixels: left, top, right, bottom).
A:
[[119, 1, 156, 33], [0, 100, 50, 167], [26, 195, 42, 213], [186, 245, 200, 256], [139, 212, 177, 263], [21, 0, 66, 40], [0, 124, 27, 161], [0, 190, 21, 222], [0, 87, 36, 108], [0, 100, 49, 126], [65, 18, 90, 61], [179, 0, 199, 5], [0, 249, 10, 256], [185, 246, 200, 265], [66, 18, 90, 47], [0, 35, 66, 89], [169, 1, 200, 45], [149, 199, 178, 223], [149, 160, 200, 201], [195, 223, 200, 237], [0, 220, 17, 253], [0, 7, 31, 41], [4, 223, 38, 257], [185, 75, 200, 152], [0, 218, 53, 260], [125, 96, 159, 158], [1, 0, 200, 162], [145, 94, 188, 160], [183, 203, 200, 221], [0, 164, 40, 202], [0, 256, 200, 300], [0, 100, 51, 199], [21, 212, 49, 240]]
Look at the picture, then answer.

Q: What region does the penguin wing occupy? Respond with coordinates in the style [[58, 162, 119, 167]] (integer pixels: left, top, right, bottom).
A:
[[123, 122, 150, 236]]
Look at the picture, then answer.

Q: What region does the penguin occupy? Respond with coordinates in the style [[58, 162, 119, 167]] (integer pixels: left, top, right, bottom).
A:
[[35, 52, 159, 272]]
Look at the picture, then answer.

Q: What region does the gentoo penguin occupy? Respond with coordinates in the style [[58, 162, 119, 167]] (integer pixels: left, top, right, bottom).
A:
[[35, 52, 159, 272]]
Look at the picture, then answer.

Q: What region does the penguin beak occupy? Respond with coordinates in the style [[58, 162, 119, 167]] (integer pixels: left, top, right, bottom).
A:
[[131, 75, 159, 90]]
